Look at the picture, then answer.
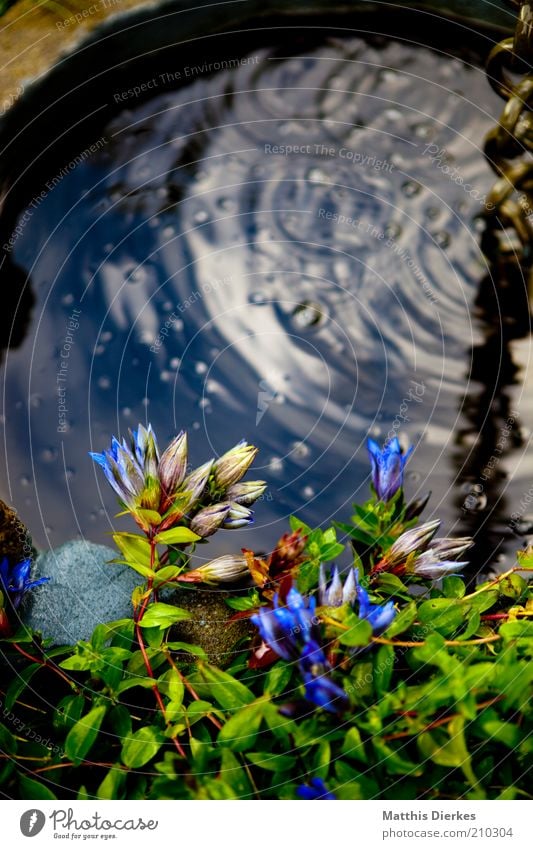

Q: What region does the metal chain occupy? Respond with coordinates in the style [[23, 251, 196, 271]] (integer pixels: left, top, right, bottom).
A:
[[483, 2, 533, 272]]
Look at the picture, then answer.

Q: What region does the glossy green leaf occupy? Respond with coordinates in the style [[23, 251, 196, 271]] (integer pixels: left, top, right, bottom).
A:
[[121, 726, 165, 768], [153, 527, 201, 545], [65, 705, 107, 765], [139, 603, 191, 629]]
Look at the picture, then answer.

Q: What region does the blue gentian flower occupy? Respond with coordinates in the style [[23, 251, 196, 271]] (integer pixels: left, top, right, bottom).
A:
[[252, 588, 348, 712], [252, 588, 318, 661], [0, 558, 50, 610], [355, 571, 396, 635], [367, 436, 413, 502], [298, 641, 350, 712], [297, 778, 337, 800]]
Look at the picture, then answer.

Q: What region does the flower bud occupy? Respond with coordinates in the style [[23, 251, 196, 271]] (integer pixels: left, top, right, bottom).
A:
[[159, 431, 188, 496], [222, 502, 254, 529], [188, 554, 250, 583], [213, 440, 258, 489], [180, 459, 214, 510], [225, 480, 267, 506], [190, 503, 230, 538], [385, 519, 441, 567]]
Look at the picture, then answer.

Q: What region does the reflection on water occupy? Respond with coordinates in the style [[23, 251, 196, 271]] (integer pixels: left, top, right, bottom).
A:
[[0, 32, 531, 570]]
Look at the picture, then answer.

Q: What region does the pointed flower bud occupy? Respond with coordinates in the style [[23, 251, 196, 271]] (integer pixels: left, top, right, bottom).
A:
[[412, 551, 470, 579], [404, 491, 432, 521], [318, 565, 357, 607], [367, 436, 413, 502], [426, 537, 474, 560], [385, 519, 441, 567], [189, 554, 250, 583], [179, 459, 214, 511], [159, 431, 188, 496], [213, 440, 258, 489], [223, 502, 254, 529], [190, 503, 231, 538], [225, 480, 267, 506]]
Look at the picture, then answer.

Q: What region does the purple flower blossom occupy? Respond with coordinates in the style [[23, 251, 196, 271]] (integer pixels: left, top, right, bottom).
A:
[[367, 436, 413, 502]]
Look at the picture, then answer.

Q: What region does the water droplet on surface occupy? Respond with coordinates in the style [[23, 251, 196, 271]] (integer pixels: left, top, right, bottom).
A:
[[162, 226, 175, 239], [292, 301, 326, 329], [269, 457, 284, 473], [98, 377, 111, 390], [193, 210, 208, 224], [195, 361, 208, 375], [250, 291, 267, 305], [41, 448, 57, 462], [170, 357, 181, 369], [302, 486, 315, 498], [433, 231, 451, 248], [402, 180, 422, 198], [291, 441, 310, 459]]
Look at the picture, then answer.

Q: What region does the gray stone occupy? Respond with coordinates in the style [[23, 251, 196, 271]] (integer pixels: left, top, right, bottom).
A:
[[25, 541, 138, 644]]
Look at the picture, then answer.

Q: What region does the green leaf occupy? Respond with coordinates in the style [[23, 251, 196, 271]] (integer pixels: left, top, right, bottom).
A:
[[264, 662, 292, 697], [218, 700, 266, 752], [59, 653, 94, 671], [499, 573, 527, 599], [65, 705, 107, 765], [246, 751, 296, 772], [224, 596, 257, 611], [113, 532, 155, 569], [418, 598, 464, 636], [442, 576, 466, 598], [337, 615, 373, 647], [153, 566, 183, 587], [499, 620, 533, 640], [220, 749, 253, 797], [341, 727, 367, 763], [373, 643, 394, 697], [96, 767, 127, 800], [418, 717, 477, 786], [121, 726, 165, 768], [154, 527, 201, 545], [289, 515, 312, 536], [0, 723, 17, 755], [139, 603, 191, 629], [137, 509, 162, 526], [18, 774, 57, 800], [375, 573, 409, 595], [158, 669, 185, 706], [373, 738, 423, 776], [164, 641, 207, 659], [4, 662, 41, 711], [297, 560, 320, 595], [53, 695, 85, 734], [196, 664, 255, 710], [382, 601, 416, 638]]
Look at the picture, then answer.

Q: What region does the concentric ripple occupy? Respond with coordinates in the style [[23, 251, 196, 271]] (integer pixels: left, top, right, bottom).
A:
[[1, 32, 528, 568]]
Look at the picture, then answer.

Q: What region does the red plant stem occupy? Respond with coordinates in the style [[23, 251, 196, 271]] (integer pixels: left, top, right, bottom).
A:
[[164, 650, 223, 731], [134, 535, 186, 758], [12, 643, 78, 690]]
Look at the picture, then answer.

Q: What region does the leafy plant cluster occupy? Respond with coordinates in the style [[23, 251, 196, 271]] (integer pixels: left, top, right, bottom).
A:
[[0, 427, 532, 800]]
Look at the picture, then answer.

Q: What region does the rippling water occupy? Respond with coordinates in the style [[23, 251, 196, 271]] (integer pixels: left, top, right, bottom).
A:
[[1, 32, 531, 570]]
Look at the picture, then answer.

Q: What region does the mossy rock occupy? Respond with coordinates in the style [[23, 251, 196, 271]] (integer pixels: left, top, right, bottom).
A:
[[170, 587, 253, 668]]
